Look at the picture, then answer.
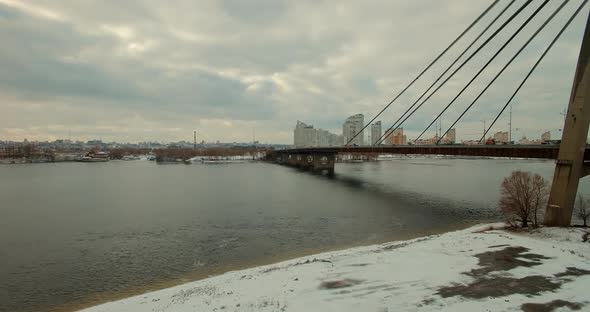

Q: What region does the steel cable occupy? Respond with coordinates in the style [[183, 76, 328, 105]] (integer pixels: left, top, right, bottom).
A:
[[437, 0, 571, 144], [480, 0, 589, 142], [414, 0, 549, 143], [344, 0, 500, 145], [374, 0, 516, 145]]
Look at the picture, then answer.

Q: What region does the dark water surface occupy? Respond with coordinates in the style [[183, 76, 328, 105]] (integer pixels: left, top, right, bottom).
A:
[[1, 159, 588, 311]]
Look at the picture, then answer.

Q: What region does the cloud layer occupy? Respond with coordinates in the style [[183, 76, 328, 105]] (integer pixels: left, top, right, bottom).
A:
[[0, 0, 588, 143]]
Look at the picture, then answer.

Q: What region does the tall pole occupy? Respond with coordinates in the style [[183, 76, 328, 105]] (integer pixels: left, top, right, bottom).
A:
[[194, 131, 197, 150], [545, 12, 590, 226], [509, 103, 512, 143], [435, 117, 439, 137]]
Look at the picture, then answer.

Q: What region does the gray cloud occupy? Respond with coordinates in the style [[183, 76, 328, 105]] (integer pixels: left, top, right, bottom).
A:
[[0, 0, 588, 143]]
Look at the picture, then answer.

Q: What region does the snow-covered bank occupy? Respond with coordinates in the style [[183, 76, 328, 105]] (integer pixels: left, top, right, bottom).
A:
[[82, 224, 590, 312]]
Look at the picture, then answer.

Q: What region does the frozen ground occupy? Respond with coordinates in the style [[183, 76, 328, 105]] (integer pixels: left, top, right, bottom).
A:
[[82, 224, 590, 312]]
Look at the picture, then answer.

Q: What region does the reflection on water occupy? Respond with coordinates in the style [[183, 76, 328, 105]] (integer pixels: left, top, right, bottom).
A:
[[0, 158, 587, 311]]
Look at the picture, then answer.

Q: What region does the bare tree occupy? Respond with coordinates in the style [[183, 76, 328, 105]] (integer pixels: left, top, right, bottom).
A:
[[530, 174, 548, 227], [499, 171, 548, 228], [577, 195, 590, 227]]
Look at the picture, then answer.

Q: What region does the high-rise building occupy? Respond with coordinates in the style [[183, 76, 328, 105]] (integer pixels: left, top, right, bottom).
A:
[[294, 121, 342, 147], [383, 129, 392, 144], [493, 131, 509, 144], [383, 128, 406, 145], [370, 121, 382, 145], [294, 121, 317, 147], [445, 128, 456, 144], [343, 114, 365, 146], [392, 128, 407, 145], [541, 131, 551, 142], [317, 129, 343, 147], [437, 128, 456, 144]]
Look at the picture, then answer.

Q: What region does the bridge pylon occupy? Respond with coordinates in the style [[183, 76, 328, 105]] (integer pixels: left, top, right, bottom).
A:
[[544, 12, 590, 226]]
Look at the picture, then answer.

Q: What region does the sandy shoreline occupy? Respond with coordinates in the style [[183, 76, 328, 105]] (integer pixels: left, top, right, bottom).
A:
[[80, 223, 590, 311]]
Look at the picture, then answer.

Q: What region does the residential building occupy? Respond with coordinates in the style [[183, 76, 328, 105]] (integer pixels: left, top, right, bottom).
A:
[[493, 131, 509, 144], [383, 128, 407, 145], [317, 129, 343, 147], [541, 131, 551, 142], [518, 136, 541, 145], [370, 121, 382, 145], [414, 136, 439, 145], [294, 121, 317, 147], [294, 121, 342, 147], [518, 136, 535, 145], [441, 128, 456, 144], [343, 114, 364, 146]]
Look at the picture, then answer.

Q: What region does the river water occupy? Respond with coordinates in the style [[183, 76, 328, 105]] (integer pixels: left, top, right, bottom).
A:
[[1, 158, 588, 311]]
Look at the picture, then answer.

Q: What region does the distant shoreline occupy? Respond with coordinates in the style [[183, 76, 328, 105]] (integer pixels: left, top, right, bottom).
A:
[[0, 155, 556, 166]]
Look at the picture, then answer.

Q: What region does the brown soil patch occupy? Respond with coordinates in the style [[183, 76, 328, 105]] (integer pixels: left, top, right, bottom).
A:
[[554, 267, 590, 278], [435, 246, 588, 300], [521, 299, 585, 312], [437, 275, 560, 299], [468, 246, 550, 277], [319, 279, 363, 289]]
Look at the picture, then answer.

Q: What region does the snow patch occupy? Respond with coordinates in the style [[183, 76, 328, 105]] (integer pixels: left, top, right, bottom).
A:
[[81, 224, 590, 312]]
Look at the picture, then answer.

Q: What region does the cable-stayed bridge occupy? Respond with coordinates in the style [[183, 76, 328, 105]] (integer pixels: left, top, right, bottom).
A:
[[267, 1, 590, 226]]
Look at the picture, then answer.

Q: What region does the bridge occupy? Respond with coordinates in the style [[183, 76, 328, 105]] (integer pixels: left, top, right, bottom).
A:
[[272, 145, 590, 160], [267, 144, 590, 175], [267, 2, 590, 227]]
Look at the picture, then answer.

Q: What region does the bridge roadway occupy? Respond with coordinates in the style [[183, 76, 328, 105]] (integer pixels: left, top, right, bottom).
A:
[[267, 145, 590, 176], [273, 145, 590, 160]]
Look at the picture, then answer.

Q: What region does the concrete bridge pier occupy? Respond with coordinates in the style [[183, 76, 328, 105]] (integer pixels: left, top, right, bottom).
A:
[[544, 12, 590, 226], [274, 152, 336, 175], [307, 153, 336, 175]]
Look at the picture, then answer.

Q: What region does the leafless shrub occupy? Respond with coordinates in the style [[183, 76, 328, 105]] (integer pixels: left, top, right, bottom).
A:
[[499, 171, 548, 228], [577, 195, 590, 227]]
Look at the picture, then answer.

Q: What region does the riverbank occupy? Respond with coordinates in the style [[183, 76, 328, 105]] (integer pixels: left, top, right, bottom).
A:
[[82, 224, 590, 312], [59, 222, 473, 312]]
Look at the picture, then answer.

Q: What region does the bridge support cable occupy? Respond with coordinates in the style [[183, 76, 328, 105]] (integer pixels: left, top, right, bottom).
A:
[[344, 0, 500, 146], [481, 0, 590, 143], [373, 0, 515, 145], [376, 0, 533, 145], [414, 0, 550, 143], [437, 0, 571, 144]]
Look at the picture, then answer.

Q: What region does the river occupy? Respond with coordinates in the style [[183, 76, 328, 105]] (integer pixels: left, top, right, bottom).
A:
[[1, 158, 588, 311]]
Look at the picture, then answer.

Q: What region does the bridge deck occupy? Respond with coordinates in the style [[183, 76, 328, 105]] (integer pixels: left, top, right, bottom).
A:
[[273, 145, 590, 160]]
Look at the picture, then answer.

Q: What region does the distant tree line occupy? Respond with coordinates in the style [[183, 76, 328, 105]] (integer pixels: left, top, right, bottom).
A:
[[108, 148, 153, 159], [153, 147, 272, 161], [0, 144, 55, 160]]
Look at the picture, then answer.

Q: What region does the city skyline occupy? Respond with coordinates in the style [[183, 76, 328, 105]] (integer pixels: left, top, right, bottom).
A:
[[0, 1, 588, 143]]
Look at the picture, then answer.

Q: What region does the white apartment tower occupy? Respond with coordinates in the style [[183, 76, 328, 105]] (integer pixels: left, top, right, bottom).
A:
[[343, 114, 364, 146], [370, 121, 382, 145], [294, 121, 317, 147], [294, 121, 342, 147]]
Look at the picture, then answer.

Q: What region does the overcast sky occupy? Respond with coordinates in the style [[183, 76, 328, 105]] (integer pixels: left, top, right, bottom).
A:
[[0, 0, 588, 143]]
